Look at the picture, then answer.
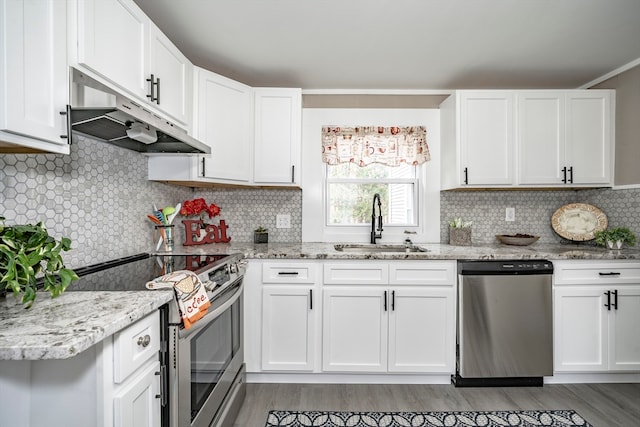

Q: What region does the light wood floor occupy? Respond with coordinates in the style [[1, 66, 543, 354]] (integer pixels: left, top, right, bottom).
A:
[[233, 382, 640, 427]]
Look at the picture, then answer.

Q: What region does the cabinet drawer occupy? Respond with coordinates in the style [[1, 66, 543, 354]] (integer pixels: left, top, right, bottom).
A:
[[262, 262, 317, 283], [389, 261, 456, 286], [113, 311, 160, 383], [323, 263, 388, 285], [553, 260, 640, 285]]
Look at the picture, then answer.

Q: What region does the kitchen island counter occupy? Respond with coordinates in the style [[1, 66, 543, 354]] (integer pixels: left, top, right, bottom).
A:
[[0, 290, 172, 360], [168, 241, 640, 261]]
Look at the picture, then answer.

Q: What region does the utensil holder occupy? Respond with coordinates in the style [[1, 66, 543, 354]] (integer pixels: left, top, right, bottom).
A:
[[155, 225, 175, 252]]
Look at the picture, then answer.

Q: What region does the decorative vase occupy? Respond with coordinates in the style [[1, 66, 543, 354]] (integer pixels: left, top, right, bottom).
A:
[[254, 231, 268, 244], [450, 227, 471, 246]]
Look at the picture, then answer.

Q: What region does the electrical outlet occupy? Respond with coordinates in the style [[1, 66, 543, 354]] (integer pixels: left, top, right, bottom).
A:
[[276, 214, 291, 229], [505, 207, 515, 222]]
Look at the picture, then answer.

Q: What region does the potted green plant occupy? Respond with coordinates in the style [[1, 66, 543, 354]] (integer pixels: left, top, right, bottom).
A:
[[254, 226, 268, 244], [0, 216, 78, 308], [448, 217, 472, 246], [594, 227, 636, 249]]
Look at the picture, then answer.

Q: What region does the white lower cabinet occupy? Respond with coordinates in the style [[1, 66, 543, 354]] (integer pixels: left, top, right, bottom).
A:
[[257, 261, 320, 371], [322, 261, 456, 374], [553, 261, 640, 373], [0, 311, 161, 427]]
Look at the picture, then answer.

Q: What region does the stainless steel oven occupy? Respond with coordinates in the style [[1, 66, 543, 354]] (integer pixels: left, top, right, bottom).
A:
[[66, 252, 246, 427], [167, 268, 245, 427]]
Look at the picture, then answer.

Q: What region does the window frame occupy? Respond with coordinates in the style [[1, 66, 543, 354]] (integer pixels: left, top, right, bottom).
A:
[[324, 163, 420, 228]]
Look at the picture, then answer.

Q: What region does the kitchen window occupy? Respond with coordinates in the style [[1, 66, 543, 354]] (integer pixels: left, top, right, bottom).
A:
[[326, 162, 419, 227]]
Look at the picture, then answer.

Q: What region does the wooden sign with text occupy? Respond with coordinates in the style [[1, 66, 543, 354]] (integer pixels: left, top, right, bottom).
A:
[[182, 219, 231, 246]]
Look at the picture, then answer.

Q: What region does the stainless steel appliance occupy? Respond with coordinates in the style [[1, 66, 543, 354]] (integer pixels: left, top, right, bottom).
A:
[[454, 260, 553, 387], [67, 253, 246, 427]]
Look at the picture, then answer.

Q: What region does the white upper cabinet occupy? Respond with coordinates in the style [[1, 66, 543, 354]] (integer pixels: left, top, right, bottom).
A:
[[440, 91, 515, 188], [253, 88, 302, 185], [148, 22, 193, 124], [441, 89, 614, 189], [196, 69, 253, 183], [76, 0, 150, 101], [74, 0, 192, 126], [0, 0, 70, 154], [565, 91, 613, 185], [518, 90, 613, 186]]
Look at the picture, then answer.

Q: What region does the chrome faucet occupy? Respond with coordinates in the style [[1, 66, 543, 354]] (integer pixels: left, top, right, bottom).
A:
[[370, 193, 383, 244]]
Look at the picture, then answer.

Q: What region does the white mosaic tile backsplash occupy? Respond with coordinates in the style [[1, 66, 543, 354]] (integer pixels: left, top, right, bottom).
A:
[[0, 136, 301, 268], [440, 188, 640, 246], [2, 134, 639, 268]]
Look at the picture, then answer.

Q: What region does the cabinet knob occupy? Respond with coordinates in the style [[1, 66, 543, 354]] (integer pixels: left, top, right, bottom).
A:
[[137, 334, 151, 347]]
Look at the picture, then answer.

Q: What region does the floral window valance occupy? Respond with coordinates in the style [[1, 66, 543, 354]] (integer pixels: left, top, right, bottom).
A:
[[321, 126, 430, 167]]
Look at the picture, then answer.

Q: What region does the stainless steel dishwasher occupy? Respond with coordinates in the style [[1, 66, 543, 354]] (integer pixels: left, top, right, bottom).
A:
[[454, 260, 553, 387]]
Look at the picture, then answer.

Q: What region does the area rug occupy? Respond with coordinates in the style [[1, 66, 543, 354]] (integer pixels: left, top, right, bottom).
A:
[[265, 410, 593, 427]]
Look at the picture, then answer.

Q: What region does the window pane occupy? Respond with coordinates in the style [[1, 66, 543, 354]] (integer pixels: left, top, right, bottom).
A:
[[328, 183, 415, 226], [328, 163, 415, 179]]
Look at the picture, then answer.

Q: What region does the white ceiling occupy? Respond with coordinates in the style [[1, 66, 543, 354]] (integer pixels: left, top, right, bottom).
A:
[[133, 0, 640, 91]]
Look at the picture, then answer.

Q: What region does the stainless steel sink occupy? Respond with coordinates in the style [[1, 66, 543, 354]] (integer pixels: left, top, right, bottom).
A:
[[334, 244, 428, 253]]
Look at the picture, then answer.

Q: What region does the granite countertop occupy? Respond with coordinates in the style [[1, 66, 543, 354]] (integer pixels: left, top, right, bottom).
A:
[[0, 290, 173, 361], [3, 241, 638, 362], [170, 241, 640, 261]]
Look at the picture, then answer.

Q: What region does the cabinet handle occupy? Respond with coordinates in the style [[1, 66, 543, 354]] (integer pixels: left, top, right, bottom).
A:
[[155, 366, 167, 406], [309, 289, 313, 310], [291, 165, 295, 183], [59, 106, 71, 143], [383, 291, 388, 311], [562, 167, 567, 184], [599, 272, 621, 276], [391, 290, 395, 311], [146, 74, 159, 103], [156, 77, 161, 105], [201, 157, 206, 177], [277, 271, 299, 275], [137, 334, 151, 347], [604, 291, 611, 311], [612, 289, 618, 310], [463, 167, 468, 185], [568, 166, 573, 184]]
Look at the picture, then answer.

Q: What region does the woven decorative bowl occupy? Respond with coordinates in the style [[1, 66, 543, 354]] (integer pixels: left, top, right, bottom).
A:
[[496, 234, 540, 246]]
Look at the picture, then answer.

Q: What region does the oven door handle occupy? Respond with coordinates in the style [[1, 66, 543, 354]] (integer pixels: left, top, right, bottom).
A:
[[179, 281, 244, 339]]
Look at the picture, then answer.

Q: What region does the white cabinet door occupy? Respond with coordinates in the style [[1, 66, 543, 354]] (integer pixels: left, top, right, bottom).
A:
[[566, 91, 612, 185], [149, 23, 192, 125], [113, 360, 161, 427], [322, 287, 388, 372], [609, 286, 640, 371], [77, 0, 149, 101], [517, 92, 565, 185], [459, 92, 514, 186], [0, 0, 69, 153], [261, 286, 316, 371], [388, 287, 455, 373], [196, 69, 252, 183], [554, 286, 608, 372], [253, 88, 302, 185]]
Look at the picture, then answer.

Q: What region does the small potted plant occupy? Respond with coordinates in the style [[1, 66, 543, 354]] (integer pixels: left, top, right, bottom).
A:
[[254, 226, 268, 244], [448, 217, 472, 246], [0, 217, 78, 308], [594, 227, 636, 249]]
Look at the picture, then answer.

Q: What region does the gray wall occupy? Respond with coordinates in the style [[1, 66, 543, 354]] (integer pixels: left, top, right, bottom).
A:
[[592, 64, 640, 186]]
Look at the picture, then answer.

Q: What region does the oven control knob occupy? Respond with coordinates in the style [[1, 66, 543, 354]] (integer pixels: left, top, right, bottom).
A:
[[137, 334, 151, 348]]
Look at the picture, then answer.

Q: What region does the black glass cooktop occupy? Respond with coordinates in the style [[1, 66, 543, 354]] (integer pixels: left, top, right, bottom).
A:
[[67, 253, 228, 292]]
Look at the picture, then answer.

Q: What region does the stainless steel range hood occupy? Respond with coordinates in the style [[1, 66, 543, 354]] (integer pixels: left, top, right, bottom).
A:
[[69, 68, 210, 154]]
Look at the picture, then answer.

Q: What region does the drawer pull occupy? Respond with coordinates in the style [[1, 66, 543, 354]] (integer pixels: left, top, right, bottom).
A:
[[137, 334, 151, 347], [278, 271, 299, 275], [599, 272, 621, 276]]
